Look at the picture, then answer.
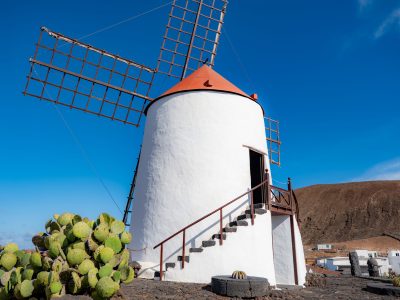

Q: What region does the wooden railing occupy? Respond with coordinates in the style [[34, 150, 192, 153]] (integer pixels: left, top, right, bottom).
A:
[[270, 184, 294, 213], [153, 172, 299, 280]]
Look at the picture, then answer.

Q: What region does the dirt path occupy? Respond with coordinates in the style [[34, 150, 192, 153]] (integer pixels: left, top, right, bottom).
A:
[[119, 275, 397, 299]]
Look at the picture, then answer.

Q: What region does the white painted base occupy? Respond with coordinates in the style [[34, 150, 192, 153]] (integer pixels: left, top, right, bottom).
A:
[[272, 215, 306, 286], [163, 211, 276, 284], [133, 206, 307, 286]]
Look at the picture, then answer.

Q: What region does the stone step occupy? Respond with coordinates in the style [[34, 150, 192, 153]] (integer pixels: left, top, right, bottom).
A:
[[177, 256, 190, 263], [189, 247, 203, 253], [212, 233, 226, 240], [237, 214, 256, 221], [202, 240, 216, 247], [245, 208, 268, 215], [154, 271, 164, 278], [254, 203, 265, 209], [223, 227, 237, 233], [165, 262, 175, 270], [229, 220, 248, 227]]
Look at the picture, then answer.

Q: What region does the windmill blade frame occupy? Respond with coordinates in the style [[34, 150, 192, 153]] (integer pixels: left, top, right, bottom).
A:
[[265, 117, 281, 166], [24, 27, 156, 126], [156, 0, 228, 81]]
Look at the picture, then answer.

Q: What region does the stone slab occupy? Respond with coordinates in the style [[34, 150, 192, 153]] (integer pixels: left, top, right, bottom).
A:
[[211, 275, 270, 297], [366, 282, 400, 297]]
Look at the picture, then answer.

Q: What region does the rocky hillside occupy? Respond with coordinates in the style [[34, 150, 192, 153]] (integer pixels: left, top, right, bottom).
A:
[[295, 180, 400, 245]]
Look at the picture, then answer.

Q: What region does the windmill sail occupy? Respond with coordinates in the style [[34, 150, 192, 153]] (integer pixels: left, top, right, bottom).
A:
[[24, 27, 156, 126], [157, 0, 228, 81], [265, 117, 281, 166]]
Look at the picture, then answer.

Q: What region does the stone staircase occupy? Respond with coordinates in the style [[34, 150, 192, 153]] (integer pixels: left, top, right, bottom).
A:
[[155, 203, 267, 278]]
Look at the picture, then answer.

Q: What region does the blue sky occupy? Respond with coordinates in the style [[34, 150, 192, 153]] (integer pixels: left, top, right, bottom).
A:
[[0, 0, 399, 248]]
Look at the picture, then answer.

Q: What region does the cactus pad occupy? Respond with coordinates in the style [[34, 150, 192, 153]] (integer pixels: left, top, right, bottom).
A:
[[88, 268, 99, 289], [58, 213, 75, 226], [99, 247, 114, 264], [120, 232, 132, 244], [30, 252, 42, 268], [49, 281, 63, 294], [93, 223, 109, 243], [98, 265, 113, 278], [105, 236, 122, 254], [110, 221, 125, 234], [78, 259, 95, 275], [3, 243, 18, 253], [72, 222, 91, 240], [95, 277, 118, 298], [67, 249, 88, 266], [20, 280, 34, 298], [0, 253, 17, 271]]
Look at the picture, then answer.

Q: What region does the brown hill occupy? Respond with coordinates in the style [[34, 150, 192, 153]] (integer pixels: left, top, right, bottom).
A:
[[295, 180, 400, 245]]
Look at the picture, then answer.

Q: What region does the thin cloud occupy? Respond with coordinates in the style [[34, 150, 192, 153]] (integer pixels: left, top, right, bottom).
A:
[[0, 232, 34, 249], [358, 0, 374, 9], [353, 158, 400, 181], [374, 9, 400, 38]]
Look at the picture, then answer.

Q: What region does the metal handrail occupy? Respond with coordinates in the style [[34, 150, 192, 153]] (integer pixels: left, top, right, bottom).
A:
[[153, 178, 270, 280], [154, 179, 269, 250], [153, 173, 298, 280]]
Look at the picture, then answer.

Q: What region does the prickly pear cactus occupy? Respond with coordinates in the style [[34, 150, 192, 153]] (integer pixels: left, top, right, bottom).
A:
[[0, 212, 134, 299], [393, 276, 400, 287], [231, 270, 247, 279]]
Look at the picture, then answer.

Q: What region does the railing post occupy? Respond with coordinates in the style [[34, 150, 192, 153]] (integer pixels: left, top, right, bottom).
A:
[[288, 177, 293, 212], [250, 190, 255, 226], [159, 244, 163, 281], [290, 214, 299, 285], [219, 208, 223, 246], [182, 230, 186, 269], [266, 170, 271, 211]]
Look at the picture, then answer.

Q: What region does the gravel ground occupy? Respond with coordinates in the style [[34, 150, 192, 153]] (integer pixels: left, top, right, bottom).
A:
[[118, 275, 398, 299]]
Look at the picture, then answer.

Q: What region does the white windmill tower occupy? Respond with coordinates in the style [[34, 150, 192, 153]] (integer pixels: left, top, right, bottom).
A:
[[23, 0, 306, 287]]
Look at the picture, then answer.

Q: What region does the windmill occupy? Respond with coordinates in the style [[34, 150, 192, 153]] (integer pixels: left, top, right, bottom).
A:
[[23, 0, 306, 287], [23, 0, 280, 224]]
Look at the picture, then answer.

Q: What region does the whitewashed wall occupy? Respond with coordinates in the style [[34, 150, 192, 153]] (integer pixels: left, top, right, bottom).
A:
[[272, 215, 295, 285], [130, 90, 270, 281], [164, 212, 276, 284], [294, 215, 307, 285]]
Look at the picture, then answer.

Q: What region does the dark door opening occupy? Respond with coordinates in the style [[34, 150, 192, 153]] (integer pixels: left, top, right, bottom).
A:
[[249, 149, 265, 205]]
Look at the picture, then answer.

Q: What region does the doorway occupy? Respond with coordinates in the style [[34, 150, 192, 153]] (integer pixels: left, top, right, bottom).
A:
[[249, 149, 265, 205]]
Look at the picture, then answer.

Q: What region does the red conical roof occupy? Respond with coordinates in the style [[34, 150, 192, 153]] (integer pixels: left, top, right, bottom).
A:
[[157, 65, 252, 100]]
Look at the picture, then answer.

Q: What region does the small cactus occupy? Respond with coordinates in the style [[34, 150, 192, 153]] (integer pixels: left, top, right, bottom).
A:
[[393, 276, 400, 287], [231, 270, 247, 280]]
